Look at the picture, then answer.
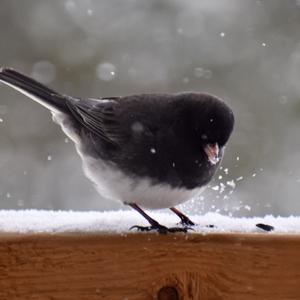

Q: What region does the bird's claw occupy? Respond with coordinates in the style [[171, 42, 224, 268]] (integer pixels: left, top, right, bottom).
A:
[[130, 224, 169, 234], [130, 224, 193, 234], [168, 226, 194, 233]]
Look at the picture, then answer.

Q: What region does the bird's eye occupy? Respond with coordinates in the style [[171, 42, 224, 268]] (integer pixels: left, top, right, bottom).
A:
[[201, 134, 208, 140]]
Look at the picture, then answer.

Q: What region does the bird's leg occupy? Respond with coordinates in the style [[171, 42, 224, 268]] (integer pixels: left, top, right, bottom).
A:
[[170, 207, 216, 228], [170, 207, 195, 226], [128, 203, 190, 234], [129, 203, 168, 234]]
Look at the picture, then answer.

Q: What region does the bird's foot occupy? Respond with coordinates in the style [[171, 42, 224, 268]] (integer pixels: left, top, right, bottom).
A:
[[130, 223, 192, 234], [168, 226, 194, 233]]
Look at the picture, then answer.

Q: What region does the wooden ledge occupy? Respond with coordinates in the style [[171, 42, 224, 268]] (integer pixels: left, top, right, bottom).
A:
[[1, 232, 300, 299]]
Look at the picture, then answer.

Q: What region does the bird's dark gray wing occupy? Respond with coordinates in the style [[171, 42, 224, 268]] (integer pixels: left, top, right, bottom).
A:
[[66, 97, 127, 146]]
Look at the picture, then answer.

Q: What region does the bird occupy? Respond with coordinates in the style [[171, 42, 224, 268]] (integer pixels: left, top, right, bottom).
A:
[[0, 68, 234, 233]]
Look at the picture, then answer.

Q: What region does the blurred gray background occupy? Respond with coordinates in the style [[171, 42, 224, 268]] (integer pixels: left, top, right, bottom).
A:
[[0, 0, 300, 217]]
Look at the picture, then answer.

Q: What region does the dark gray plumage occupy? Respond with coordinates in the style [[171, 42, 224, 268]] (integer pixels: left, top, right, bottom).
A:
[[0, 68, 234, 233]]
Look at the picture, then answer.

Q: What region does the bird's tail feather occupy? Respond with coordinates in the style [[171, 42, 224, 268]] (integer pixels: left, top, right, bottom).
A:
[[0, 68, 69, 113]]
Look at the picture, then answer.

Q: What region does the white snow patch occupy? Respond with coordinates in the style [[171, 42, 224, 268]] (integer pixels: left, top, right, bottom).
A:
[[226, 180, 236, 189], [0, 210, 299, 234], [244, 205, 251, 211], [219, 183, 226, 193], [211, 185, 219, 191], [194, 67, 205, 78], [193, 68, 212, 79]]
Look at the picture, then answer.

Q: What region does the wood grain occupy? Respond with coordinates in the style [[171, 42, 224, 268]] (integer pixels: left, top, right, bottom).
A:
[[0, 232, 300, 299]]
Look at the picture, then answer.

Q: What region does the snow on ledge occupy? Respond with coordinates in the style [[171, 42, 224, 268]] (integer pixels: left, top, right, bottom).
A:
[[0, 209, 299, 234]]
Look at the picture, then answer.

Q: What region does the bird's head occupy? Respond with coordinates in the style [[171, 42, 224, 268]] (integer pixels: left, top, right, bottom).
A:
[[176, 93, 234, 165], [193, 93, 234, 165]]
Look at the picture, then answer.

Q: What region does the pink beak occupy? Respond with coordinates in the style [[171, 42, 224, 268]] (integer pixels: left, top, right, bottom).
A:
[[204, 143, 220, 165]]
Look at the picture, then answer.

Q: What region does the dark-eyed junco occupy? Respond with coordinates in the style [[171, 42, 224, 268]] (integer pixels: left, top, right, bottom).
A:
[[0, 68, 234, 233]]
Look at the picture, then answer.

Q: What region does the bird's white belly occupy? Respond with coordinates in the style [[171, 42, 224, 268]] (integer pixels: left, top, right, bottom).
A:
[[53, 112, 203, 209], [80, 155, 203, 209]]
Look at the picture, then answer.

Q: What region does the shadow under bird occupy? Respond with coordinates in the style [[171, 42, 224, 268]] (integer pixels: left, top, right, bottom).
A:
[[0, 68, 234, 233]]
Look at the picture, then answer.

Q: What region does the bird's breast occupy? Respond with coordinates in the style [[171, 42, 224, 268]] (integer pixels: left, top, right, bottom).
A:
[[53, 112, 206, 209], [79, 154, 204, 209]]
